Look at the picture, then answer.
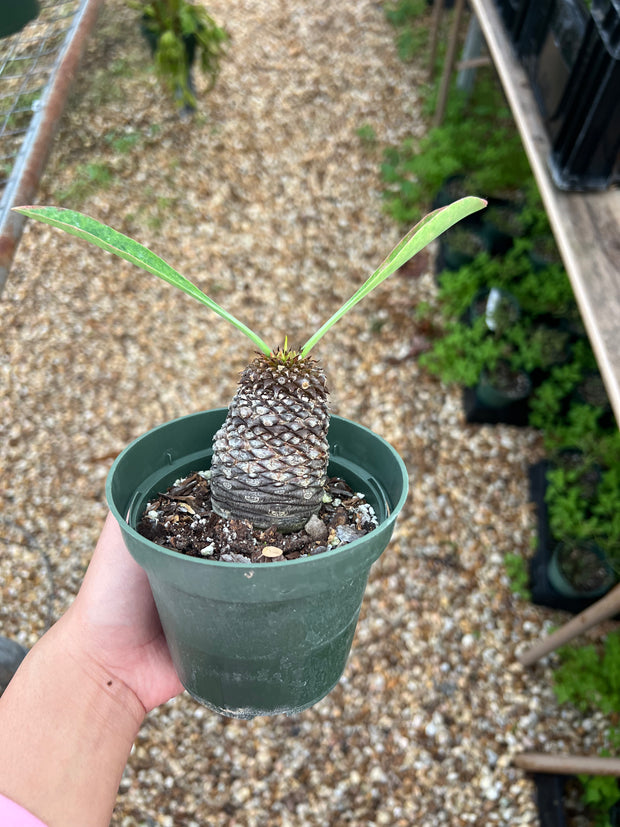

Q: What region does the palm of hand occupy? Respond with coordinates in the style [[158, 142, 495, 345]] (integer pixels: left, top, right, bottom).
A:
[[69, 514, 184, 713]]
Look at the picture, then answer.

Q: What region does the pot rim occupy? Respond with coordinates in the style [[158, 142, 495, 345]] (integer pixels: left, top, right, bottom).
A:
[[106, 408, 409, 570]]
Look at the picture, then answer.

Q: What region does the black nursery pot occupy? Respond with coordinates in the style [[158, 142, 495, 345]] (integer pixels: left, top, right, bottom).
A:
[[528, 461, 616, 612], [517, 0, 588, 134], [492, 0, 531, 44], [0, 0, 39, 38], [106, 409, 408, 719], [549, 0, 620, 190]]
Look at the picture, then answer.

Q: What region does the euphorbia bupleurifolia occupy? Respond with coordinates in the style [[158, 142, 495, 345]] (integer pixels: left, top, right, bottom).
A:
[[15, 197, 485, 532]]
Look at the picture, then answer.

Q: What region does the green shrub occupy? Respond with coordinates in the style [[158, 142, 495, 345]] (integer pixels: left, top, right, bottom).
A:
[[505, 552, 531, 600], [554, 634, 620, 826], [555, 631, 620, 717], [381, 75, 531, 223]]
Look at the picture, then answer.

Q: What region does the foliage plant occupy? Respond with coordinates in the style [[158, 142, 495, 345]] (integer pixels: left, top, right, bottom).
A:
[[545, 458, 620, 568], [554, 632, 620, 824], [133, 0, 228, 109], [381, 74, 531, 224], [384, 0, 430, 63], [578, 775, 620, 827], [528, 340, 606, 434], [436, 241, 575, 322], [419, 277, 571, 394], [420, 315, 530, 390], [15, 197, 485, 532]]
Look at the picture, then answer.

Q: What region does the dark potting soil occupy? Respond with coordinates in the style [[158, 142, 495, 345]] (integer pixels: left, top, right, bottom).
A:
[[137, 472, 378, 563]]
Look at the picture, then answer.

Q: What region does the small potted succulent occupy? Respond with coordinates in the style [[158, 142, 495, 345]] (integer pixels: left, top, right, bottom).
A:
[[16, 196, 485, 718], [132, 0, 228, 110]]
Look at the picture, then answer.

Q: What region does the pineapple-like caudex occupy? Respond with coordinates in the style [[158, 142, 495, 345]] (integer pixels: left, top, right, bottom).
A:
[[14, 197, 486, 532], [211, 347, 329, 530]]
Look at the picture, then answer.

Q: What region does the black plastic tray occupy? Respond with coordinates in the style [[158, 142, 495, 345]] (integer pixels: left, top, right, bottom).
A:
[[463, 386, 531, 426]]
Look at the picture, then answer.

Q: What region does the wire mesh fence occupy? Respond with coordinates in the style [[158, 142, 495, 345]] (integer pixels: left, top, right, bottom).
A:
[[0, 0, 103, 294], [0, 0, 80, 189]]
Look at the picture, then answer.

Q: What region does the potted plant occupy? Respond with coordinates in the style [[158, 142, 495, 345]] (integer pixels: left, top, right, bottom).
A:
[[547, 540, 615, 599], [0, 0, 39, 39], [15, 196, 485, 718], [528, 405, 620, 612], [529, 340, 606, 433], [380, 72, 531, 225], [436, 240, 575, 328], [418, 304, 549, 423], [132, 0, 228, 111], [542, 456, 619, 599], [480, 200, 525, 256], [544, 632, 620, 825], [436, 223, 487, 273]]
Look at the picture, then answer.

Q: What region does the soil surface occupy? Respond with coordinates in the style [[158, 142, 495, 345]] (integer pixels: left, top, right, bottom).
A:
[[138, 473, 377, 562]]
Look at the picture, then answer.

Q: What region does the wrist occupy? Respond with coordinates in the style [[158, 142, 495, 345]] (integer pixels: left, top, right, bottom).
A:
[[59, 607, 147, 734], [0, 615, 145, 827]]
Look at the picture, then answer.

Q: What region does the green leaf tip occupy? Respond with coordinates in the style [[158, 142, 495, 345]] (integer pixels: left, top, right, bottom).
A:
[[13, 205, 272, 356], [300, 196, 487, 356]]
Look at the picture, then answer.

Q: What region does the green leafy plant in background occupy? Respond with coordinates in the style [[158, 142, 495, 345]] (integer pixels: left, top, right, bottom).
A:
[[384, 0, 430, 62], [545, 459, 620, 570], [15, 196, 485, 531], [547, 407, 620, 469], [579, 774, 620, 827], [435, 241, 575, 322], [419, 239, 576, 397], [505, 552, 531, 600], [528, 340, 604, 434], [555, 631, 620, 716], [418, 308, 565, 392], [554, 632, 620, 825], [381, 74, 531, 224], [131, 0, 228, 109]]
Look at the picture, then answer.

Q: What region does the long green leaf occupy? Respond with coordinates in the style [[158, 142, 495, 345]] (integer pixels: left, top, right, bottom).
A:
[[300, 196, 486, 356], [13, 205, 272, 355]]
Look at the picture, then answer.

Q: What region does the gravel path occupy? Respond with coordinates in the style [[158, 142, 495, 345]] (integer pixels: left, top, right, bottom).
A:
[[0, 1, 608, 824]]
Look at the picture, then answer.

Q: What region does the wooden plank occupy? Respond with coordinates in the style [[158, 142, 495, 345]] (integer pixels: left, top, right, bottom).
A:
[[518, 583, 620, 667], [515, 752, 620, 777], [433, 0, 467, 126], [469, 0, 620, 426]]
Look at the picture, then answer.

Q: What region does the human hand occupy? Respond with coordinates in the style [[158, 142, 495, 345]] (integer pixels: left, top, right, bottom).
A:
[[66, 511, 184, 714]]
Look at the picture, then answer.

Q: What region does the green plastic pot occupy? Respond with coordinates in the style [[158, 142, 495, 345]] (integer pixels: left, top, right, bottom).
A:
[[475, 366, 532, 409], [0, 0, 39, 38], [547, 541, 615, 600], [106, 408, 408, 718]]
